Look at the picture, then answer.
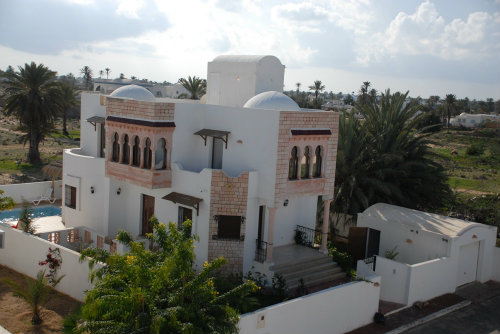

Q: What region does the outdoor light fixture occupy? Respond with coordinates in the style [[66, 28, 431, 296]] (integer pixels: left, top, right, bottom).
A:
[[283, 199, 289, 206], [90, 186, 95, 194], [117, 187, 121, 195]]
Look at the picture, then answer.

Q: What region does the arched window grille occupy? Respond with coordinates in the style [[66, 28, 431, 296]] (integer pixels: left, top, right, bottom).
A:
[[301, 146, 310, 179], [155, 138, 167, 170], [313, 146, 322, 178], [132, 136, 140, 167], [112, 133, 119, 162], [143, 138, 152, 169], [288, 146, 299, 180], [122, 135, 130, 164]]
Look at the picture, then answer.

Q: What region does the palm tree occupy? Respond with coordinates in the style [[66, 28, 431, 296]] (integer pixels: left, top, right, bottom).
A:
[[59, 82, 78, 135], [1, 270, 62, 324], [308, 80, 325, 101], [334, 90, 451, 215], [3, 62, 61, 164], [99, 70, 104, 78], [357, 81, 371, 106], [105, 67, 111, 79], [296, 82, 301, 95], [80, 66, 93, 90], [445, 94, 456, 127], [178, 75, 207, 100]]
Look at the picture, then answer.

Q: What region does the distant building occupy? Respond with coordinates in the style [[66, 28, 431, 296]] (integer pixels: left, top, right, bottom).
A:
[[450, 113, 500, 128], [94, 79, 189, 99]]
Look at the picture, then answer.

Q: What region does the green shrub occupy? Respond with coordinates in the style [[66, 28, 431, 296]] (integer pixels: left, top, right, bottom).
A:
[[329, 246, 353, 272], [466, 143, 485, 156]]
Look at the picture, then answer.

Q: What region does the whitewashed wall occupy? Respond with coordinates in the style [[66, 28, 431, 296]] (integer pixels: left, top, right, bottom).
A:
[[80, 93, 106, 158], [273, 196, 318, 247], [493, 247, 500, 281], [0, 223, 98, 301], [238, 276, 381, 334], [0, 181, 62, 204], [370, 256, 456, 306], [373, 256, 411, 305]]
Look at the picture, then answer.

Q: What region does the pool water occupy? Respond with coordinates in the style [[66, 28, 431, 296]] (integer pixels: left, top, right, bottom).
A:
[[0, 205, 62, 223]]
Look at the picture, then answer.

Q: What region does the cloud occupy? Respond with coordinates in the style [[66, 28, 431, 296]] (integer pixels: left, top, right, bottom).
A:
[[357, 1, 500, 64], [0, 0, 169, 55]]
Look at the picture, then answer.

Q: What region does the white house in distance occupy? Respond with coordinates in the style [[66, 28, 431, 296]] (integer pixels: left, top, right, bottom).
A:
[[94, 79, 189, 99], [63, 55, 339, 275], [450, 112, 500, 128]]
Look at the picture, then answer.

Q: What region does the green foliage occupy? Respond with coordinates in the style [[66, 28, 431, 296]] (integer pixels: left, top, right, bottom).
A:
[[2, 62, 63, 163], [271, 273, 288, 299], [63, 305, 82, 334], [77, 218, 257, 334], [466, 142, 485, 156], [446, 193, 500, 228], [384, 246, 399, 260], [18, 201, 35, 234], [328, 246, 353, 272], [334, 90, 451, 215], [178, 76, 206, 100], [0, 189, 15, 211], [294, 279, 308, 297], [1, 269, 62, 325]]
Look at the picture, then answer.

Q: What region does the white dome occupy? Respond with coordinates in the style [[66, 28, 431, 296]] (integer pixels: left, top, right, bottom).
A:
[[109, 85, 155, 102], [243, 91, 300, 111]]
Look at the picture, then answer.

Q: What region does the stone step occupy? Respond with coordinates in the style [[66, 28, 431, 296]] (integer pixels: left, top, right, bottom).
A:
[[271, 255, 332, 273], [286, 271, 347, 290], [282, 262, 343, 282]]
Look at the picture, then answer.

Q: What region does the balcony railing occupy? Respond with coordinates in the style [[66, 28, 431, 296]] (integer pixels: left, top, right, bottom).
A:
[[254, 239, 268, 263], [294, 225, 323, 249]]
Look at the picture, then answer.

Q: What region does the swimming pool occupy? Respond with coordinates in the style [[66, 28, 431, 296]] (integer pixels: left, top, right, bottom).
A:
[[0, 205, 62, 223]]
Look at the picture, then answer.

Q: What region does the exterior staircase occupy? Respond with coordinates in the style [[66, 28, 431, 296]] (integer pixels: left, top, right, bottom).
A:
[[270, 245, 346, 291]]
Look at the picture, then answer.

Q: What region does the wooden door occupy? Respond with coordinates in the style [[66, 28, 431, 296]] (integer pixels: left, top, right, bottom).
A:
[[142, 194, 155, 235], [348, 227, 368, 262]]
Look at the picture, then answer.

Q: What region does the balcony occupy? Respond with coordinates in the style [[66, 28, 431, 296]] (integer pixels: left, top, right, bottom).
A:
[[105, 161, 172, 189]]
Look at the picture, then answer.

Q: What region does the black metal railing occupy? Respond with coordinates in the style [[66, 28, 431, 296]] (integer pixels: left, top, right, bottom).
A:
[[255, 239, 268, 263], [294, 225, 323, 249], [363, 256, 377, 271]]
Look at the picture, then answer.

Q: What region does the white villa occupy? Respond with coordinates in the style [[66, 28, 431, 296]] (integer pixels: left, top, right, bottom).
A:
[[450, 112, 500, 128], [93, 79, 189, 99], [62, 55, 339, 275]]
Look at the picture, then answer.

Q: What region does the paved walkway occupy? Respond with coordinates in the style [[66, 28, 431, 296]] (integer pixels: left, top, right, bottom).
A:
[[403, 281, 500, 334], [348, 281, 500, 334]]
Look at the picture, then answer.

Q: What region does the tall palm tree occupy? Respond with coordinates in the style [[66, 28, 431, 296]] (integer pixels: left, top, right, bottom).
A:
[[59, 82, 78, 135], [3, 62, 62, 164], [334, 90, 451, 215], [178, 75, 207, 100], [99, 70, 104, 78], [296, 82, 301, 95], [308, 80, 325, 101], [445, 94, 456, 127], [357, 81, 371, 106], [80, 66, 93, 90], [105, 67, 111, 79]]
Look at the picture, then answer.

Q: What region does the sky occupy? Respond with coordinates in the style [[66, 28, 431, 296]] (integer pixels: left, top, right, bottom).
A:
[[0, 0, 499, 100]]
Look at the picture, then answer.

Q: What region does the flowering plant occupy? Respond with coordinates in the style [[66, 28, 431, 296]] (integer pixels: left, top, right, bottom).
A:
[[39, 247, 63, 286]]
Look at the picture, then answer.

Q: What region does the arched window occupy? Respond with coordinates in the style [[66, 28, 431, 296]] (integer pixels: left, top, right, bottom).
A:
[[155, 138, 167, 170], [112, 133, 119, 162], [132, 136, 140, 167], [122, 135, 130, 164], [143, 138, 152, 169], [313, 146, 322, 178], [301, 146, 310, 179], [288, 146, 298, 180]]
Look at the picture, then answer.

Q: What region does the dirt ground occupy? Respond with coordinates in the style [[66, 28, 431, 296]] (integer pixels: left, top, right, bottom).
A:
[[0, 265, 81, 334]]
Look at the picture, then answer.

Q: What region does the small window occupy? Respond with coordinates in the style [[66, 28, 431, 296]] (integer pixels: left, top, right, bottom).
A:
[[99, 123, 106, 158], [122, 135, 130, 164], [143, 138, 152, 169], [217, 215, 241, 239], [178, 206, 193, 230], [132, 136, 140, 167], [301, 146, 310, 179], [289, 146, 299, 180], [112, 132, 119, 162], [65, 185, 76, 209]]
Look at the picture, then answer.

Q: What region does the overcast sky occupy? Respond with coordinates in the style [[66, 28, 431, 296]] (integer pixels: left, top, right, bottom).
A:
[[0, 0, 499, 100]]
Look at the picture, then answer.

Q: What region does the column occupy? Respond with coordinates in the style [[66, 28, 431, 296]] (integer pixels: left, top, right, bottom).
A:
[[320, 199, 332, 253], [266, 207, 277, 263]]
